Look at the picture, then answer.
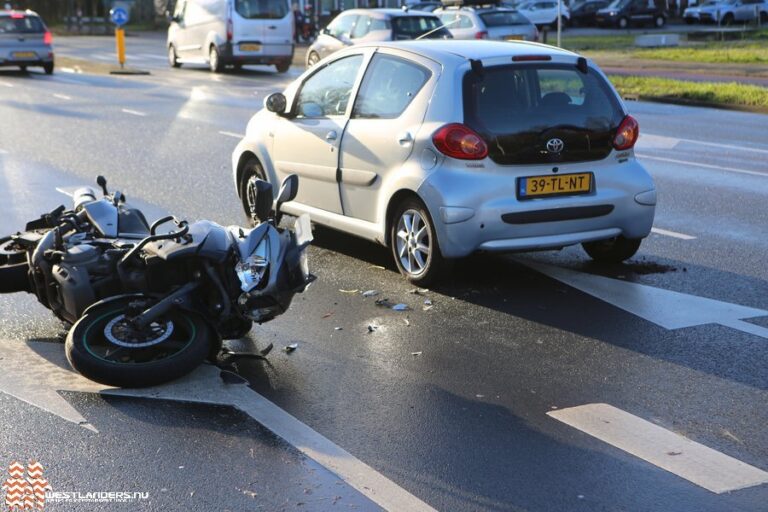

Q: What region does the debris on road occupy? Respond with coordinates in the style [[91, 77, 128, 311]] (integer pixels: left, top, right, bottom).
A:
[[334, 326, 343, 331], [409, 288, 430, 295], [284, 343, 299, 353], [375, 298, 395, 308], [424, 299, 433, 306], [369, 265, 386, 270], [476, 394, 485, 398], [367, 325, 378, 333], [423, 304, 434, 311], [411, 351, 422, 356], [362, 290, 379, 298], [404, 318, 410, 326], [322, 312, 334, 319], [339, 289, 359, 294], [392, 303, 410, 311]]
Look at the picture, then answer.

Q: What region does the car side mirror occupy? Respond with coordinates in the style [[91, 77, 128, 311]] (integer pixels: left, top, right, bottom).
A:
[[322, 27, 330, 35], [276, 174, 299, 214], [339, 33, 353, 45], [252, 179, 273, 222], [264, 92, 287, 115]]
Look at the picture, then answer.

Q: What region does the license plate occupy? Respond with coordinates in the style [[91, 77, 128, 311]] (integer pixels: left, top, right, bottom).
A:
[[239, 43, 261, 52], [518, 173, 592, 199], [12, 51, 36, 59], [504, 34, 524, 41]]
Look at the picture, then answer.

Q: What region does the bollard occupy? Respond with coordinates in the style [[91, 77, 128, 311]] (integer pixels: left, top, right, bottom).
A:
[[115, 28, 126, 69]]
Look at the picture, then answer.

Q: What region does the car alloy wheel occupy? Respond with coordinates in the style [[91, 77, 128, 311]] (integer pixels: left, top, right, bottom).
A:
[[654, 15, 665, 27], [396, 209, 431, 276], [307, 51, 320, 67], [618, 16, 629, 28], [168, 45, 181, 68], [240, 158, 267, 225], [209, 46, 222, 73]]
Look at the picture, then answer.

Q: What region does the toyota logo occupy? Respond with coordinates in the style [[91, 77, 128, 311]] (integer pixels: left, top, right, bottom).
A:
[[546, 138, 564, 153]]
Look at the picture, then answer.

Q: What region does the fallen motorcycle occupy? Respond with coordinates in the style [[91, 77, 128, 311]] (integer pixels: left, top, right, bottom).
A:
[[0, 175, 314, 387]]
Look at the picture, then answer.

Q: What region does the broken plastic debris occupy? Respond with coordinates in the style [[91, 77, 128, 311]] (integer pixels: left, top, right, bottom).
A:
[[411, 351, 422, 356], [339, 289, 359, 294], [334, 326, 343, 331], [367, 325, 378, 333], [284, 343, 299, 352], [362, 290, 379, 297], [392, 303, 410, 311], [424, 299, 432, 306], [476, 394, 485, 398], [408, 288, 430, 295], [322, 312, 334, 318], [403, 318, 410, 326], [368, 265, 386, 270], [423, 305, 433, 311], [375, 298, 395, 308]]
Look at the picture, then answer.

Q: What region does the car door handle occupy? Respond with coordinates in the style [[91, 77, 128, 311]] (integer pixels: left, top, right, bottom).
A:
[[326, 130, 337, 141], [397, 131, 413, 145], [268, 25, 277, 30]]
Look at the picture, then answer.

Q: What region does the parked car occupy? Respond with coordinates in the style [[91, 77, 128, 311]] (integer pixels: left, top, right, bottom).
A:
[[232, 40, 655, 284], [516, 0, 570, 28], [306, 9, 451, 67], [434, 5, 539, 41], [695, 0, 768, 24], [408, 2, 443, 11], [568, 0, 610, 25], [595, 0, 667, 27], [167, 0, 294, 73], [0, 9, 53, 74]]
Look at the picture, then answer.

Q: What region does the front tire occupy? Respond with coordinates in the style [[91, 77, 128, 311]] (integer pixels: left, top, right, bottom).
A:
[[582, 236, 642, 263], [168, 44, 181, 68], [65, 295, 213, 388], [390, 198, 445, 286], [307, 50, 320, 67], [721, 13, 734, 25], [618, 16, 629, 28], [0, 236, 30, 293], [654, 15, 666, 27], [275, 61, 290, 73], [239, 157, 267, 226]]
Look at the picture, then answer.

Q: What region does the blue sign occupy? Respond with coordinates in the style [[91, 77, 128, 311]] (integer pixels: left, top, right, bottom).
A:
[[110, 7, 129, 27]]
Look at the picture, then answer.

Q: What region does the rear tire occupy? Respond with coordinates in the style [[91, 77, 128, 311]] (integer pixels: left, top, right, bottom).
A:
[[239, 157, 268, 227], [722, 13, 734, 25], [618, 16, 629, 28], [390, 197, 446, 286], [65, 295, 213, 388], [582, 236, 642, 263], [209, 45, 223, 73], [19, 65, 27, 72], [43, 62, 53, 75], [275, 62, 290, 73], [0, 236, 30, 293], [654, 15, 666, 27]]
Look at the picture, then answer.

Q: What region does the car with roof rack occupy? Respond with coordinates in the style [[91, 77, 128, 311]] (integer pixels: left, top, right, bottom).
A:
[[434, 1, 539, 42], [305, 8, 451, 67], [516, 0, 570, 28], [0, 9, 54, 74], [232, 40, 655, 284]]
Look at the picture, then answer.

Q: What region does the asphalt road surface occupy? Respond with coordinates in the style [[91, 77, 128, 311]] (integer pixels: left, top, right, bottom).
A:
[[0, 34, 767, 512]]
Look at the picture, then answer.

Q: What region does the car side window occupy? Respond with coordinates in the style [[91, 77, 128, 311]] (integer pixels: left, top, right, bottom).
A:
[[352, 15, 370, 38], [328, 14, 357, 39], [296, 55, 364, 118], [459, 14, 474, 27], [352, 54, 431, 119]]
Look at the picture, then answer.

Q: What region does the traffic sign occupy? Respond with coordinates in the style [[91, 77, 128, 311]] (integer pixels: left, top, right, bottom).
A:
[[110, 7, 129, 27]]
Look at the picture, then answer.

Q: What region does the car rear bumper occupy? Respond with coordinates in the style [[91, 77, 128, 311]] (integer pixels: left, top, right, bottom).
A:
[[418, 157, 656, 258], [222, 42, 294, 64], [0, 49, 53, 66]]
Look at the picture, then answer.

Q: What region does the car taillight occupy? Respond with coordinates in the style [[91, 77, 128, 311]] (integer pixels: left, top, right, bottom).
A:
[[474, 30, 488, 39], [10, 13, 24, 19], [432, 124, 488, 160], [43, 30, 53, 45], [613, 115, 639, 150], [227, 18, 233, 42]]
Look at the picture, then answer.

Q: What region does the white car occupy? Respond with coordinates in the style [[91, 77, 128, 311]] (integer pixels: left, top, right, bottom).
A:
[[232, 41, 655, 284], [434, 6, 539, 41], [694, 0, 767, 24], [517, 0, 570, 27]]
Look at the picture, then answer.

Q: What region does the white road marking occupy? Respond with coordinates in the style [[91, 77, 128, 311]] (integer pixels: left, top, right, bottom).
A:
[[651, 227, 696, 240], [643, 132, 768, 155], [121, 108, 147, 117], [138, 53, 167, 60], [0, 81, 13, 87], [637, 154, 767, 178], [219, 130, 244, 139], [548, 403, 768, 494], [522, 260, 768, 338], [53, 93, 72, 100], [0, 340, 436, 512]]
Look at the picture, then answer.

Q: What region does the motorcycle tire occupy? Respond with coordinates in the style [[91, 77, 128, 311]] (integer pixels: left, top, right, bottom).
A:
[[65, 295, 213, 388], [0, 236, 30, 293]]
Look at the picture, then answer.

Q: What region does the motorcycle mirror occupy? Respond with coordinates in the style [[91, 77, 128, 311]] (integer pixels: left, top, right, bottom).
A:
[[264, 92, 287, 115], [96, 175, 109, 196], [276, 174, 299, 213], [253, 179, 273, 222]]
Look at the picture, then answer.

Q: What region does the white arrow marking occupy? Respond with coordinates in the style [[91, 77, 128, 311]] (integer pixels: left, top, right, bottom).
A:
[[0, 339, 436, 512], [523, 261, 768, 337]]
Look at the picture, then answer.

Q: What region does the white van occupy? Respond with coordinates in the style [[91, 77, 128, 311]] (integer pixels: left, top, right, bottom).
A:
[[167, 0, 294, 73]]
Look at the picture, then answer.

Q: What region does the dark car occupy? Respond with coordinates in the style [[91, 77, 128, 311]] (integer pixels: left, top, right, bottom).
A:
[[0, 9, 54, 74], [596, 0, 666, 27], [569, 0, 609, 25]]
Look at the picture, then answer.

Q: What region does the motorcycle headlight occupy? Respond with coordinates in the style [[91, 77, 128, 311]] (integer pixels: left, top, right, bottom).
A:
[[235, 238, 269, 292]]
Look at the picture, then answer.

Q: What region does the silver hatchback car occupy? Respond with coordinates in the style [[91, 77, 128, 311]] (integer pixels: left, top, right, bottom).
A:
[[0, 9, 54, 74], [232, 40, 655, 284]]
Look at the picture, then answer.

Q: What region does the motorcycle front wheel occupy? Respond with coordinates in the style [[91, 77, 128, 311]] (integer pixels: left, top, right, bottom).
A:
[[65, 295, 213, 388], [0, 236, 30, 293]]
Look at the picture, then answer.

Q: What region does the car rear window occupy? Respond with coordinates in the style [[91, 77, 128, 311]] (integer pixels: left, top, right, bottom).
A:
[[463, 63, 625, 165], [480, 11, 530, 26], [0, 15, 45, 34], [235, 0, 288, 19], [392, 16, 451, 39]]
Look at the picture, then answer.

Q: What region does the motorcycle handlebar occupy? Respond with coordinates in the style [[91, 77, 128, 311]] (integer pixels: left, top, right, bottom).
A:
[[150, 215, 186, 235], [118, 221, 190, 269]]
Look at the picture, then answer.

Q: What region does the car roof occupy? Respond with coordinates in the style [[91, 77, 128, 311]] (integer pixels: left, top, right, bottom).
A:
[[0, 9, 41, 16], [435, 5, 521, 12], [340, 8, 440, 18], [365, 39, 577, 60]]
